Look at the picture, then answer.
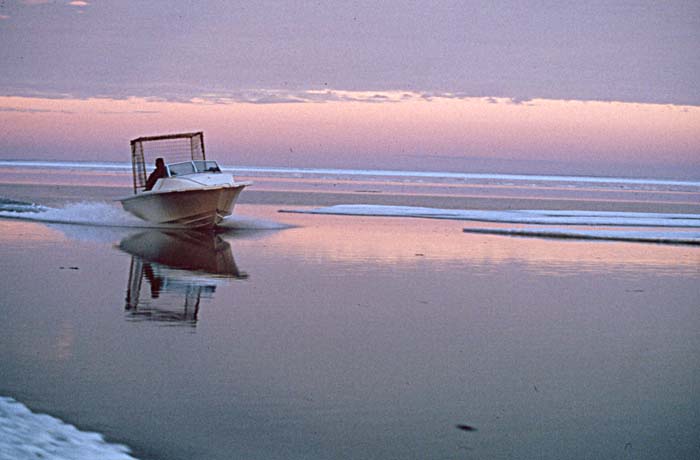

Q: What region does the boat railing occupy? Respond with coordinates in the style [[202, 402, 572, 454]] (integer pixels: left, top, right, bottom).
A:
[[129, 131, 206, 194]]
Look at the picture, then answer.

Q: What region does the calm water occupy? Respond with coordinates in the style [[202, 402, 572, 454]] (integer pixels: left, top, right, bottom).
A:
[[0, 167, 699, 459]]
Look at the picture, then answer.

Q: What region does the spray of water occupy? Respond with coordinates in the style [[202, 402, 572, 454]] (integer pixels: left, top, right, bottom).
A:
[[0, 199, 292, 231]]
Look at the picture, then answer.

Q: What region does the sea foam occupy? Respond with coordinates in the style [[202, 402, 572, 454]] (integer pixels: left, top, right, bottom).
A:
[[0, 396, 137, 460]]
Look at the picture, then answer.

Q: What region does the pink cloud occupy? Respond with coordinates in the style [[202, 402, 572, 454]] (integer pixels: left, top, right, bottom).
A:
[[19, 0, 89, 5], [0, 94, 697, 177]]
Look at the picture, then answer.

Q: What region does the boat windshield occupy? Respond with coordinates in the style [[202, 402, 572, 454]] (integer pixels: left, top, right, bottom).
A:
[[167, 161, 221, 177], [194, 161, 221, 173]]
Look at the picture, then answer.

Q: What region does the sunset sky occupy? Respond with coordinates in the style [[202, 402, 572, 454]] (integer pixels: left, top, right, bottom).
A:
[[1, 1, 698, 178]]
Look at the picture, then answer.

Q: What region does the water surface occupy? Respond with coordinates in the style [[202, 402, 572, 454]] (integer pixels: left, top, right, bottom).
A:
[[0, 168, 699, 459], [0, 167, 700, 460]]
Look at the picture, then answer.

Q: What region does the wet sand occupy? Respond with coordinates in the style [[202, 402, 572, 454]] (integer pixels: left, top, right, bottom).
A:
[[0, 177, 699, 459]]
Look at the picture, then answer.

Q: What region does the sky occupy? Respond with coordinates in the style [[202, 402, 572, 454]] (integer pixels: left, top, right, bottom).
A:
[[1, 0, 699, 178]]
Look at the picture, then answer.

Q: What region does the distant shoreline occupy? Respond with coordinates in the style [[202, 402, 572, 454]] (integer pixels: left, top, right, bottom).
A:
[[1, 160, 699, 188]]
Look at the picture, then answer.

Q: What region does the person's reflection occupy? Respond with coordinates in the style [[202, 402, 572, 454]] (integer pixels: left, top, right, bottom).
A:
[[123, 257, 200, 325], [119, 229, 248, 326], [142, 262, 163, 299]]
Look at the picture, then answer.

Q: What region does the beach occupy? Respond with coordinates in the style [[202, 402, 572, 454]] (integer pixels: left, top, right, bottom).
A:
[[0, 165, 699, 459]]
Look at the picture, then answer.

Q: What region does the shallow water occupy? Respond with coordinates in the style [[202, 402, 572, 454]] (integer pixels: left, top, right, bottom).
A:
[[282, 204, 700, 245], [0, 205, 698, 459], [0, 168, 699, 459]]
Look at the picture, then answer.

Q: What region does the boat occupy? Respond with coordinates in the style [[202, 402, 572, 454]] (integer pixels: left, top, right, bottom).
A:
[[119, 132, 250, 228], [118, 229, 247, 278]]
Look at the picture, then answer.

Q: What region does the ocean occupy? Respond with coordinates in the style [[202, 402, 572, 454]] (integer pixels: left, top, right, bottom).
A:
[[0, 161, 698, 459]]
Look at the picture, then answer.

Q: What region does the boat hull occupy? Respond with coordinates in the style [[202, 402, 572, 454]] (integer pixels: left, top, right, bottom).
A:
[[120, 185, 246, 228]]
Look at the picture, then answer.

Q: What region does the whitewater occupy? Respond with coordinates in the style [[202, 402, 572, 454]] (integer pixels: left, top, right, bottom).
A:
[[0, 199, 289, 231]]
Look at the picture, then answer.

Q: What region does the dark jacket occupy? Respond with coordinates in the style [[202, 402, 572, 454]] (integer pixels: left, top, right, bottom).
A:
[[145, 165, 167, 191]]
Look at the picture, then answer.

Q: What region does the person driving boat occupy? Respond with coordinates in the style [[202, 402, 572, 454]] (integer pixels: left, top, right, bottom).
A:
[[145, 157, 167, 191]]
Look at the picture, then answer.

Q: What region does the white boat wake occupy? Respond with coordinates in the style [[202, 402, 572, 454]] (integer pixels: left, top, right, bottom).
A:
[[0, 201, 158, 227], [0, 200, 289, 231], [218, 214, 292, 230]]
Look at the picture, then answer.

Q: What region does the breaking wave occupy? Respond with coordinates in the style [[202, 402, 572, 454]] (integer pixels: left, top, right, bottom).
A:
[[0, 396, 137, 460]]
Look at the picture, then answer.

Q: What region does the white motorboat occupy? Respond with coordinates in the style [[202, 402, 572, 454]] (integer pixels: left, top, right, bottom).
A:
[[119, 132, 250, 228]]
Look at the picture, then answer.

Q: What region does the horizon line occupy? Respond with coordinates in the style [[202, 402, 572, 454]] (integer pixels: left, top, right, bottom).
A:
[[1, 160, 698, 188]]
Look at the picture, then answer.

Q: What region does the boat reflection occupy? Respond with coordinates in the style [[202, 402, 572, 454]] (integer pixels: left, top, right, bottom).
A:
[[118, 230, 247, 326]]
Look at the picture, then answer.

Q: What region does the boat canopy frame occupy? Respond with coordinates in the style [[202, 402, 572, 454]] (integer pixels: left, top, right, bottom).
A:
[[130, 132, 207, 194]]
